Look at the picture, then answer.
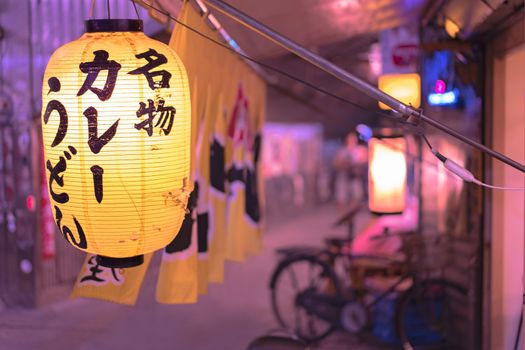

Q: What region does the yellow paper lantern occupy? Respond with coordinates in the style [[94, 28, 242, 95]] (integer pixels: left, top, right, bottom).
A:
[[41, 19, 191, 267], [368, 132, 407, 214], [378, 73, 421, 110]]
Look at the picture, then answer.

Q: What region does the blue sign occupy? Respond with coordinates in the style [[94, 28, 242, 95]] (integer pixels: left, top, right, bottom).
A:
[[428, 89, 459, 106]]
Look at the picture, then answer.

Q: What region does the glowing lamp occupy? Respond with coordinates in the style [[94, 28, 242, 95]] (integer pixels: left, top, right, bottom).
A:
[[41, 20, 191, 267], [378, 73, 421, 110], [368, 132, 407, 214], [444, 18, 460, 38]]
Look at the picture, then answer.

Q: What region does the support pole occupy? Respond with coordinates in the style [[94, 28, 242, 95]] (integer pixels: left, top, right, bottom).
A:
[[204, 0, 525, 173]]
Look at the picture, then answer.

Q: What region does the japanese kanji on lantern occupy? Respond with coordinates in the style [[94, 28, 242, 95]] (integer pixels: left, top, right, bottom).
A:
[[368, 130, 407, 215], [41, 19, 191, 268]]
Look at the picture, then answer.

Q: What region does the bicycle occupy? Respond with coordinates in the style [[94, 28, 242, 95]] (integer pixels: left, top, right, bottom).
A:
[[269, 230, 468, 349]]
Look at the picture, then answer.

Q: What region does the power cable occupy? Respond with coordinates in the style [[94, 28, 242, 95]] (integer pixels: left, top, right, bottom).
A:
[[139, 1, 524, 191], [422, 132, 525, 191], [139, 0, 396, 122], [131, 0, 142, 20]]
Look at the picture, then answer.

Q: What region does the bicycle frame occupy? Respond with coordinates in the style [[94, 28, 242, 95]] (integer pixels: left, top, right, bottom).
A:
[[296, 270, 413, 316], [363, 273, 413, 310]]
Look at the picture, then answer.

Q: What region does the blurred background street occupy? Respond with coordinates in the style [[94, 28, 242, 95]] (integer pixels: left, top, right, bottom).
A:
[[0, 205, 390, 350], [0, 0, 523, 349]]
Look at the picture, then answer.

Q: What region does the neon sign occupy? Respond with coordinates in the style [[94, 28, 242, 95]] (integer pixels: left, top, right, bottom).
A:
[[428, 89, 459, 106]]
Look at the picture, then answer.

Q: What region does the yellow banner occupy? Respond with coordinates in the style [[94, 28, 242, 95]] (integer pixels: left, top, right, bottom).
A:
[[155, 3, 210, 303], [157, 1, 265, 302], [71, 253, 153, 305], [225, 70, 266, 261], [156, 199, 199, 303], [207, 93, 227, 283], [71, 1, 266, 304]]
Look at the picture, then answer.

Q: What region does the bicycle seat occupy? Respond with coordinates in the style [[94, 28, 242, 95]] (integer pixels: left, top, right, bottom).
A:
[[324, 237, 352, 249], [275, 246, 320, 257]]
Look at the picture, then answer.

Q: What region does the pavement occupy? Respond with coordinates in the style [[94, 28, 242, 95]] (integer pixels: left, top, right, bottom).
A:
[[0, 205, 396, 350]]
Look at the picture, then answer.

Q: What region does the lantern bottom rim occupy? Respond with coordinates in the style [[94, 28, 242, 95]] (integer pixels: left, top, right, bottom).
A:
[[96, 254, 144, 268], [370, 210, 404, 216]]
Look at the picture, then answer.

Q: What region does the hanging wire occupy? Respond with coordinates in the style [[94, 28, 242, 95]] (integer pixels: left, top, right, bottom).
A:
[[137, 3, 433, 150], [420, 132, 433, 151], [138, 1, 524, 191], [419, 129, 525, 191], [376, 137, 460, 181], [138, 1, 397, 123], [107, 0, 111, 19], [134, 5, 415, 134], [131, 0, 142, 20], [472, 180, 525, 191]]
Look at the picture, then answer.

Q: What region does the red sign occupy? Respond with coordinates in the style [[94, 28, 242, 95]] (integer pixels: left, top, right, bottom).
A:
[[392, 44, 419, 67]]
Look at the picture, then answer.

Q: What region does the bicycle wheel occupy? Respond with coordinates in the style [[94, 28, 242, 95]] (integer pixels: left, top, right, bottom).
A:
[[269, 254, 342, 342], [395, 278, 468, 350]]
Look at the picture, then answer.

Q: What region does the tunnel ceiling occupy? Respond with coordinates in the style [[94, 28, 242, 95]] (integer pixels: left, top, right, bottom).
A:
[[142, 0, 428, 138], [213, 0, 425, 59], [214, 0, 428, 138]]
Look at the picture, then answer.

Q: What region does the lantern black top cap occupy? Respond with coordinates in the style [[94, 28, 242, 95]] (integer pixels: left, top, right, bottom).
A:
[[85, 19, 143, 33]]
